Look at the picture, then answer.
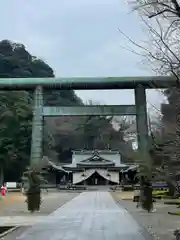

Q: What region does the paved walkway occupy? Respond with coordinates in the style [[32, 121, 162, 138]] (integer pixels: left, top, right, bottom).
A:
[[17, 192, 150, 240]]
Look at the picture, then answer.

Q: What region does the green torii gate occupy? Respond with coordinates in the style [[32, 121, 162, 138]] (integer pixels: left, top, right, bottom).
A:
[[0, 76, 175, 168]]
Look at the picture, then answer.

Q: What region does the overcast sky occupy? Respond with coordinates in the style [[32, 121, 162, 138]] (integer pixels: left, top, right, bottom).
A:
[[1, 0, 166, 116]]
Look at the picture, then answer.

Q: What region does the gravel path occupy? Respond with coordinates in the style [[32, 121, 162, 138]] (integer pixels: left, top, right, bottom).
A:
[[0, 192, 25, 212], [1, 192, 79, 240], [119, 199, 180, 240], [0, 192, 78, 216]]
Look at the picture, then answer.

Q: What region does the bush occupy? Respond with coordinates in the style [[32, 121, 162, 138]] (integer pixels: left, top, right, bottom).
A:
[[133, 195, 139, 202], [26, 170, 42, 212], [26, 186, 41, 212], [140, 180, 153, 212], [153, 195, 162, 199], [122, 185, 134, 191]]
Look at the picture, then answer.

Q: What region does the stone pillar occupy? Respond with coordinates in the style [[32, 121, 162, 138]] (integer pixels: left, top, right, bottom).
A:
[[30, 86, 44, 168], [134, 85, 151, 171]]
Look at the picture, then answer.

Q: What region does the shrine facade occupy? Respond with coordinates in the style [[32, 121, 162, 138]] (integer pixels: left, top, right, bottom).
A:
[[62, 150, 128, 185]]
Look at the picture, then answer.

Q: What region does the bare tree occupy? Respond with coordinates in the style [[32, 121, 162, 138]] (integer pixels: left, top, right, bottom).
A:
[[132, 0, 180, 19], [127, 0, 180, 82], [117, 0, 180, 196]]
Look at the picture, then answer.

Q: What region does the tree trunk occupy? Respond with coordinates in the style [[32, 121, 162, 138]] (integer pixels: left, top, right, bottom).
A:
[[0, 165, 4, 186], [26, 186, 41, 212], [143, 185, 153, 212], [166, 176, 177, 196], [140, 177, 153, 212], [167, 181, 176, 196]]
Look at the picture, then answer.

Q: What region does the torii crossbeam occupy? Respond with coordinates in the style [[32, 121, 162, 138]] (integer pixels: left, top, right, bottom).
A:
[[0, 76, 175, 167]]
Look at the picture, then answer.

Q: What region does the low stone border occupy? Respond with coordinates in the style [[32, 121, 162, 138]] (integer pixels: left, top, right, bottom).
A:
[[0, 226, 20, 239], [164, 201, 180, 205]]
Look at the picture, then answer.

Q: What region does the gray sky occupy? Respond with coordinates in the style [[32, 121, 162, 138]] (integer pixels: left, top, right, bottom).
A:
[[0, 0, 166, 115]]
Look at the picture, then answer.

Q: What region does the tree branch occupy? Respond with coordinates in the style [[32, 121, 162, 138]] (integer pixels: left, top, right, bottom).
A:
[[149, 9, 176, 18]]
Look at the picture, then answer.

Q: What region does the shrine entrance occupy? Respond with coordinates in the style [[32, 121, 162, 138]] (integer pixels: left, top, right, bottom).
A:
[[87, 171, 107, 185], [85, 171, 116, 185], [0, 76, 175, 168]]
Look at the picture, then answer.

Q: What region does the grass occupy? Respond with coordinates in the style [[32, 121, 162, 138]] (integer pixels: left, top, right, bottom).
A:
[[168, 211, 180, 215], [164, 199, 180, 205], [152, 190, 180, 205], [152, 190, 168, 195]]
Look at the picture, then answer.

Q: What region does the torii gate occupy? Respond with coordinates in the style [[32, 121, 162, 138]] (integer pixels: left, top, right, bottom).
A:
[[0, 76, 175, 168]]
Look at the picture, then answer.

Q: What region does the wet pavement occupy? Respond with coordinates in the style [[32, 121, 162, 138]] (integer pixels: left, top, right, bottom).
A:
[[17, 192, 151, 240]]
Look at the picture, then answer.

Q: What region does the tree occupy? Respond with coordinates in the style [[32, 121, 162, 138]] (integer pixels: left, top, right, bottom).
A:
[[0, 91, 32, 184], [0, 39, 82, 183], [50, 110, 134, 164], [127, 1, 180, 196], [0, 39, 135, 182]]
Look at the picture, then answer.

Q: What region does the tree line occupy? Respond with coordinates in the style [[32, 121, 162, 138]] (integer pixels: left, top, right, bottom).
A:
[[0, 39, 134, 184]]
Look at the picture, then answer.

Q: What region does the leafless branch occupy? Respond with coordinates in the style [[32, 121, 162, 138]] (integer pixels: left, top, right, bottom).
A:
[[131, 0, 180, 18]]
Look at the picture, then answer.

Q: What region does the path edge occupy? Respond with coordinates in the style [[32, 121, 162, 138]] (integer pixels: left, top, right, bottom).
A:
[[0, 226, 20, 239], [112, 196, 156, 240]]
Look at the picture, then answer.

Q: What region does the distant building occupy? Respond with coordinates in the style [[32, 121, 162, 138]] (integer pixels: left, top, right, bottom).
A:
[[46, 150, 133, 185], [57, 150, 129, 185]]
